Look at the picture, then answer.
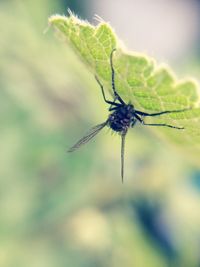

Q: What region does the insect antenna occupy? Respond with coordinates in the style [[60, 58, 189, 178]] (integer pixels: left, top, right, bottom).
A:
[[68, 121, 108, 152], [121, 131, 127, 183]]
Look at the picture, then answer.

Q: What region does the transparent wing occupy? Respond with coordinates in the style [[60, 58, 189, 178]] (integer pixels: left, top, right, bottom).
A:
[[68, 121, 107, 152]]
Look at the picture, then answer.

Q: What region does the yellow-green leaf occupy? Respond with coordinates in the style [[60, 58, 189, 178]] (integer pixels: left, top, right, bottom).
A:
[[49, 12, 200, 160]]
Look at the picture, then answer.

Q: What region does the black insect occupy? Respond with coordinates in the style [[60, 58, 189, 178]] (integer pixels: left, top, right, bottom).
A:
[[68, 49, 187, 182]]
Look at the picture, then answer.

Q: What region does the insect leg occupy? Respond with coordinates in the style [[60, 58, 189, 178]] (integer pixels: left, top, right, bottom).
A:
[[109, 106, 119, 111], [135, 108, 190, 117], [110, 49, 125, 105], [95, 75, 120, 106], [134, 113, 184, 129], [142, 122, 184, 130], [121, 131, 127, 183]]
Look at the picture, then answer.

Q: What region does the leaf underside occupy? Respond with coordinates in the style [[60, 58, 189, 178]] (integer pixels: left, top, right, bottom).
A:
[[49, 12, 200, 160]]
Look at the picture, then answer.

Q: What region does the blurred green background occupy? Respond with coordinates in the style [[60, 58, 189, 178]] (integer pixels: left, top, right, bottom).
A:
[[1, 1, 200, 266]]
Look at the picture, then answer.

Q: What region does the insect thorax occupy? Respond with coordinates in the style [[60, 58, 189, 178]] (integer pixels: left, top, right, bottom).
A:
[[108, 104, 135, 133]]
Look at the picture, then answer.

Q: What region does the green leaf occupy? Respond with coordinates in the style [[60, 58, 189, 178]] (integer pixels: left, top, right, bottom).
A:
[[49, 12, 200, 160]]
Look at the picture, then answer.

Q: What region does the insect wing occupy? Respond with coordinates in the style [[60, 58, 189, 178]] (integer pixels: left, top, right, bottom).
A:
[[68, 121, 107, 152]]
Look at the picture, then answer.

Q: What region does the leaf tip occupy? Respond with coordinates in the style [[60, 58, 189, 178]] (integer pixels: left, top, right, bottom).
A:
[[48, 14, 66, 25]]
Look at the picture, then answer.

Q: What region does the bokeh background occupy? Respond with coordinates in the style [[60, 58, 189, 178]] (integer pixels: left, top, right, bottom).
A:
[[1, 0, 200, 266]]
